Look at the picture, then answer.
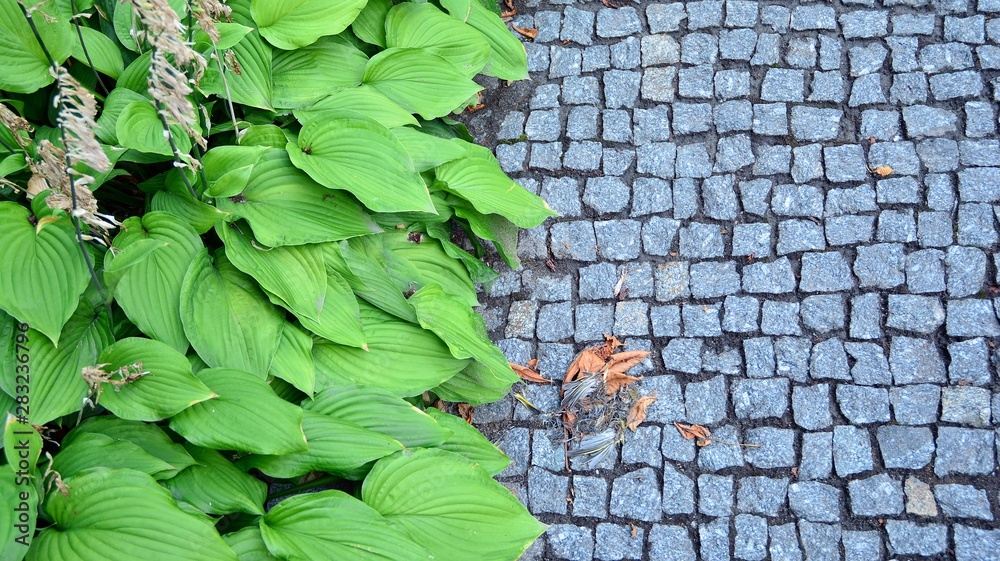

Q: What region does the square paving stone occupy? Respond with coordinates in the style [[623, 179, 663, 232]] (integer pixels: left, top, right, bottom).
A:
[[833, 425, 874, 477], [548, 525, 594, 561], [793, 383, 833, 430], [572, 476, 609, 518], [934, 484, 994, 521], [662, 464, 695, 514], [788, 481, 841, 522], [745, 427, 796, 468], [848, 474, 904, 516], [732, 378, 789, 420], [698, 474, 733, 517], [609, 467, 661, 522], [595, 523, 643, 561], [941, 386, 992, 427], [934, 427, 996, 476], [885, 521, 947, 557]]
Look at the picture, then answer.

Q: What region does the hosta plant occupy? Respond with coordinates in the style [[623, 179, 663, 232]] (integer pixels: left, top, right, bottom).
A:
[[0, 0, 554, 559]]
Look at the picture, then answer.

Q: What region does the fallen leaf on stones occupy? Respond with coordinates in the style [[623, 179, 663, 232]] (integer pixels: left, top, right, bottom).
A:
[[511, 362, 549, 383], [514, 393, 541, 413], [594, 334, 624, 361], [674, 422, 712, 447], [605, 350, 650, 374], [527, 358, 539, 370], [626, 394, 658, 431], [458, 403, 474, 424], [512, 26, 537, 40], [629, 523, 638, 538], [613, 267, 628, 298], [563, 349, 605, 386], [870, 165, 893, 177], [603, 371, 642, 394]]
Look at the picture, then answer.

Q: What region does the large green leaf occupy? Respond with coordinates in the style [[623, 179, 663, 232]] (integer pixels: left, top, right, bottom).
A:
[[391, 127, 467, 172], [260, 490, 434, 561], [0, 203, 89, 344], [165, 444, 267, 516], [50, 432, 176, 479], [425, 407, 509, 475], [362, 449, 546, 561], [382, 231, 479, 307], [110, 213, 203, 352], [287, 115, 434, 214], [217, 221, 326, 321], [271, 37, 368, 109], [0, 464, 34, 561], [328, 240, 418, 323], [115, 50, 152, 93], [223, 527, 280, 561], [268, 322, 315, 395], [180, 249, 284, 377], [63, 417, 196, 475], [3, 414, 42, 474], [28, 469, 238, 561], [95, 338, 216, 421], [169, 368, 307, 455], [312, 304, 469, 397], [432, 359, 516, 406], [294, 267, 366, 349], [199, 0, 273, 110], [408, 284, 510, 382], [295, 86, 418, 129], [71, 25, 124, 79], [0, 297, 112, 425], [303, 386, 451, 448], [436, 145, 555, 228], [351, 0, 390, 47], [202, 145, 269, 198], [116, 100, 192, 156], [363, 47, 483, 120], [214, 150, 381, 246], [239, 410, 402, 479], [0, 0, 72, 93], [251, 0, 366, 50], [385, 4, 490, 77], [150, 189, 229, 235], [440, 0, 527, 80], [423, 220, 501, 287], [453, 201, 520, 269], [113, 0, 187, 52]]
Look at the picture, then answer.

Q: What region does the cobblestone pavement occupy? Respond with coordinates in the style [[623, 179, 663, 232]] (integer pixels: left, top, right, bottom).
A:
[[462, 1, 1000, 559]]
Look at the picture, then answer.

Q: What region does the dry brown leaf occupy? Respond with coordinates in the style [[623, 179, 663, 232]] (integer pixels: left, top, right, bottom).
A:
[[629, 522, 638, 539], [458, 403, 474, 424], [563, 349, 605, 387], [511, 362, 549, 384], [593, 334, 623, 361], [626, 394, 658, 431], [674, 422, 712, 446], [512, 25, 537, 39], [870, 165, 893, 177], [562, 411, 577, 431], [604, 350, 651, 374], [604, 371, 643, 394], [527, 358, 539, 370]]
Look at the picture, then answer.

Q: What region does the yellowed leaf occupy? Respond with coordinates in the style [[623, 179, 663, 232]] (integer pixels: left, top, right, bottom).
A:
[[871, 165, 893, 177], [626, 394, 658, 431], [512, 25, 537, 39], [511, 362, 549, 383], [674, 421, 712, 446], [603, 371, 642, 394]]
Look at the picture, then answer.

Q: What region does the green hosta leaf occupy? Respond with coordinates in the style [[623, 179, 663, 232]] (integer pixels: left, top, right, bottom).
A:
[[423, 221, 500, 288], [432, 359, 517, 406], [440, 0, 528, 81], [329, 240, 418, 324], [296, 87, 417, 129], [95, 338, 216, 421], [295, 267, 366, 349], [199, 0, 272, 110], [382, 231, 478, 308], [436, 144, 556, 228], [363, 47, 483, 120], [116, 50, 152, 93], [192, 21, 253, 52], [363, 449, 545, 561], [271, 37, 368, 109], [0, 0, 72, 93], [424, 408, 509, 475], [239, 124, 292, 148], [385, 3, 490, 77], [117, 100, 192, 156], [312, 304, 468, 397], [51, 432, 176, 479], [453, 201, 520, 269], [0, 298, 113, 425], [114, 0, 187, 52], [217, 221, 326, 321], [408, 284, 510, 380], [215, 150, 381, 246], [260, 490, 434, 561], [4, 415, 42, 474], [71, 25, 124, 79], [180, 249, 284, 377], [223, 527, 279, 561], [303, 386, 451, 448], [287, 115, 433, 214], [0, 203, 89, 344], [170, 368, 306, 455], [150, 189, 229, 235], [28, 468, 238, 561], [239, 410, 402, 479], [250, 0, 366, 50], [165, 444, 267, 516], [110, 213, 204, 353], [268, 322, 315, 395], [0, 464, 35, 561], [64, 417, 196, 475], [203, 145, 269, 198], [391, 127, 467, 172], [351, 0, 390, 47]]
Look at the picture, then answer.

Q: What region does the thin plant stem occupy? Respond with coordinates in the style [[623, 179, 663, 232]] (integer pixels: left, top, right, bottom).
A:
[[153, 96, 200, 199], [69, 0, 109, 95], [18, 2, 111, 314]]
